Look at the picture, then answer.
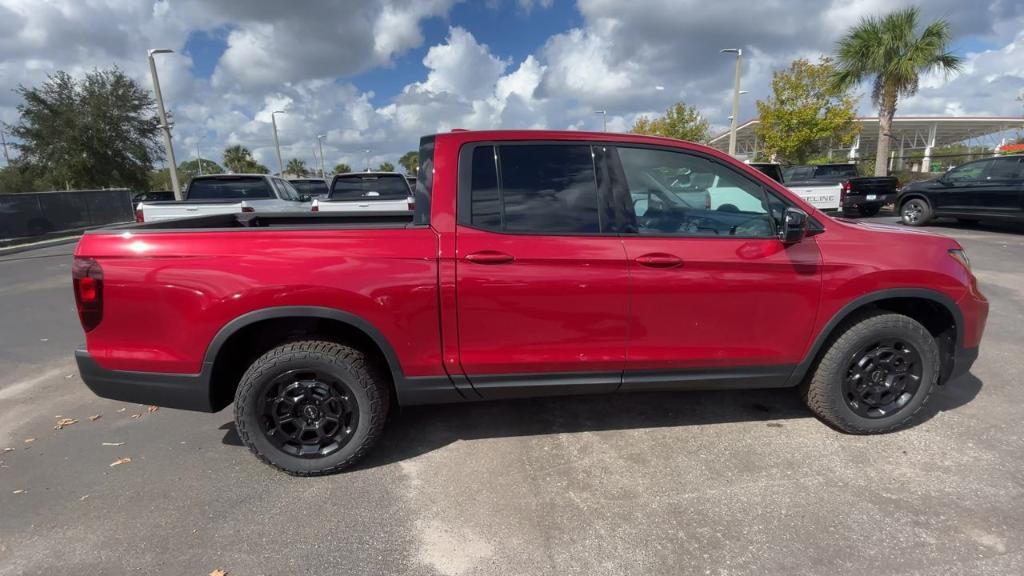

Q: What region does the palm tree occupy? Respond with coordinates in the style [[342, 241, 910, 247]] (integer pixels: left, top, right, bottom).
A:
[[333, 163, 351, 174], [285, 158, 307, 177], [832, 7, 961, 175], [223, 145, 252, 173]]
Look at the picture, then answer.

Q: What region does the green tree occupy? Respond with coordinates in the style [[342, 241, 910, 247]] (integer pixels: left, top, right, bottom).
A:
[[755, 58, 860, 164], [631, 101, 710, 143], [333, 162, 352, 174], [398, 150, 418, 175], [377, 161, 396, 172], [832, 7, 961, 175], [178, 158, 223, 185], [222, 145, 269, 174], [8, 68, 162, 191], [285, 158, 308, 177]]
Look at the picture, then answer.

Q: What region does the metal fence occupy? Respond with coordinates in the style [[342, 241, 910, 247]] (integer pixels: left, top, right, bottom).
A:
[[0, 189, 134, 242]]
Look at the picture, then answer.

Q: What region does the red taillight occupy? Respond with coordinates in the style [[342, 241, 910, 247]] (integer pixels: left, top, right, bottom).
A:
[[704, 194, 711, 210], [408, 198, 415, 211], [135, 206, 144, 223], [72, 257, 103, 332], [311, 200, 319, 212], [840, 181, 851, 202], [241, 206, 255, 213]]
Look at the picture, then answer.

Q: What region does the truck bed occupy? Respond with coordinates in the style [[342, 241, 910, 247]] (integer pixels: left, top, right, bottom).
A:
[[99, 210, 415, 232]]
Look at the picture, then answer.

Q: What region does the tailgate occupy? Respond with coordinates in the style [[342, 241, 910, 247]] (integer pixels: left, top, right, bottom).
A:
[[317, 198, 411, 212], [847, 177, 898, 197], [786, 184, 841, 211], [141, 202, 244, 222]]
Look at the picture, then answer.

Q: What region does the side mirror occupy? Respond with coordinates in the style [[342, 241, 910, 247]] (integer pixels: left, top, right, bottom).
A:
[[779, 207, 808, 244]]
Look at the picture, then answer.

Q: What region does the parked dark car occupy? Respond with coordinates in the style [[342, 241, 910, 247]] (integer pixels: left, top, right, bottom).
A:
[[898, 155, 1024, 226]]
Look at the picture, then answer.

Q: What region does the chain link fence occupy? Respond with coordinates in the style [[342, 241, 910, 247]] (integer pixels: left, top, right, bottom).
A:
[[0, 189, 134, 244]]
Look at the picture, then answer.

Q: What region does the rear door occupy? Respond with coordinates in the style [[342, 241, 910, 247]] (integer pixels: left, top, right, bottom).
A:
[[933, 158, 994, 213], [611, 145, 821, 388], [976, 156, 1024, 216], [454, 142, 629, 397]]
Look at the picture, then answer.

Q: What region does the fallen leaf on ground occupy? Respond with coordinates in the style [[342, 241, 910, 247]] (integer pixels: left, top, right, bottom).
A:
[[147, 405, 159, 413], [109, 457, 131, 467], [64, 374, 73, 379], [116, 408, 126, 413], [209, 570, 228, 576], [102, 442, 125, 447], [130, 414, 141, 419], [88, 414, 101, 421], [24, 438, 35, 443], [3, 447, 13, 452], [39, 338, 48, 342], [80, 494, 90, 501], [13, 489, 26, 494], [55, 417, 78, 430]]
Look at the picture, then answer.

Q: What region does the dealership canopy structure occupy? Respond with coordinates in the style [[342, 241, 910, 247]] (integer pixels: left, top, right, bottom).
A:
[[709, 116, 1024, 170]]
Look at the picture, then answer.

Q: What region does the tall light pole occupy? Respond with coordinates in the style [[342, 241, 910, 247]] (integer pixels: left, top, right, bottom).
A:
[[148, 49, 181, 199], [595, 109, 608, 132], [193, 132, 206, 176], [271, 110, 286, 176], [363, 148, 372, 172], [721, 48, 743, 157], [317, 134, 326, 178]]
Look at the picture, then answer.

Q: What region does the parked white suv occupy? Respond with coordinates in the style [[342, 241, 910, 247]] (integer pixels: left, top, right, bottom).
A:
[[312, 172, 413, 213]]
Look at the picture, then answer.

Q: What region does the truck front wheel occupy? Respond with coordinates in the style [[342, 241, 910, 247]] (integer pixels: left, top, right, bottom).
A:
[[234, 340, 389, 476], [801, 312, 940, 434]]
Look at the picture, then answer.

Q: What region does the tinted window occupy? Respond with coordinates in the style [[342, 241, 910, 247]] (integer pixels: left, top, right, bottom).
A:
[[784, 166, 814, 181], [813, 164, 859, 178], [495, 145, 599, 233], [330, 174, 411, 201], [413, 137, 434, 226], [470, 146, 501, 229], [750, 163, 784, 183], [290, 180, 329, 197], [987, 157, 1023, 180], [186, 177, 272, 200], [617, 147, 775, 238], [946, 159, 994, 183]]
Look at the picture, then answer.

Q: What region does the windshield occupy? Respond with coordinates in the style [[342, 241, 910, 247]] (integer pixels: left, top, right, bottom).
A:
[[290, 180, 329, 197], [330, 174, 410, 201], [186, 177, 272, 200]]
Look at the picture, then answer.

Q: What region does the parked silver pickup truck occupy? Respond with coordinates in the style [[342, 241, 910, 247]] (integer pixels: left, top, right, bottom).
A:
[[135, 174, 312, 222]]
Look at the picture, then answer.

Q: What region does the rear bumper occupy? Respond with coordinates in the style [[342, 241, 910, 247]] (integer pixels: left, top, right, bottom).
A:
[[842, 193, 896, 207], [76, 348, 215, 412]]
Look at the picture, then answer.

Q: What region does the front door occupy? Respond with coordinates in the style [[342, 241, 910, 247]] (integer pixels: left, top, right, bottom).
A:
[[934, 158, 995, 213], [454, 143, 629, 397], [608, 145, 822, 389]]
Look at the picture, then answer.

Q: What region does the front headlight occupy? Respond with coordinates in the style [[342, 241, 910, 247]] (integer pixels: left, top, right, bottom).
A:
[[949, 248, 971, 271]]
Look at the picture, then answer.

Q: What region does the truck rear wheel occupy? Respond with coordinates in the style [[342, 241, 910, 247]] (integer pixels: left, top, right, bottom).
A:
[[801, 312, 939, 434], [234, 340, 389, 476]]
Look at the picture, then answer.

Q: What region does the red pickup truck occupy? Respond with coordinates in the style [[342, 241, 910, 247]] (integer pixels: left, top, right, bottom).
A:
[[73, 130, 988, 475]]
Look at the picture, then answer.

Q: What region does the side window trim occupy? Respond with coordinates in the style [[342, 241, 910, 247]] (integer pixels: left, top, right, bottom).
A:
[[457, 141, 610, 236], [607, 143, 793, 239]]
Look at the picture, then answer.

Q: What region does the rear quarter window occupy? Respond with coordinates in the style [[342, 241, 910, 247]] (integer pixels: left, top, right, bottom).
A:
[[330, 174, 411, 201], [186, 177, 272, 200]]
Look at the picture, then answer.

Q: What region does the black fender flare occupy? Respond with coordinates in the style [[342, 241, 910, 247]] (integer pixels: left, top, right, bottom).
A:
[[203, 305, 407, 381], [785, 288, 963, 387]]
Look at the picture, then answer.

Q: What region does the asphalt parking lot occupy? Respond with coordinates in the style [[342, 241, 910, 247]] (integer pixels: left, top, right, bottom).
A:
[[2, 216, 1023, 576]]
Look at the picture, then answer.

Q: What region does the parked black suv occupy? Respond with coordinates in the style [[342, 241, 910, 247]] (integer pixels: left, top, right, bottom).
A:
[[898, 155, 1024, 226]]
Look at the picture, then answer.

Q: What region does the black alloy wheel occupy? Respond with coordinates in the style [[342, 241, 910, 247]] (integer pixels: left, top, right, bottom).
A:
[[842, 339, 922, 419], [259, 369, 359, 458]]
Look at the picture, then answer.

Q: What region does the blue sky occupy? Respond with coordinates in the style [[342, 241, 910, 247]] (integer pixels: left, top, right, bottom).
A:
[[1, 0, 1021, 169]]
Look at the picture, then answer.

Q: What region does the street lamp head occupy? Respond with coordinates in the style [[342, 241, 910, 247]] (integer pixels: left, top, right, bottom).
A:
[[720, 48, 742, 56], [739, 90, 750, 95], [148, 48, 174, 56], [273, 110, 286, 115]]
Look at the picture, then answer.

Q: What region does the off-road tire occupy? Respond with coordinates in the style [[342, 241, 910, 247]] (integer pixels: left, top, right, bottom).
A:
[[234, 340, 389, 476], [900, 198, 932, 226], [801, 312, 940, 434]]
